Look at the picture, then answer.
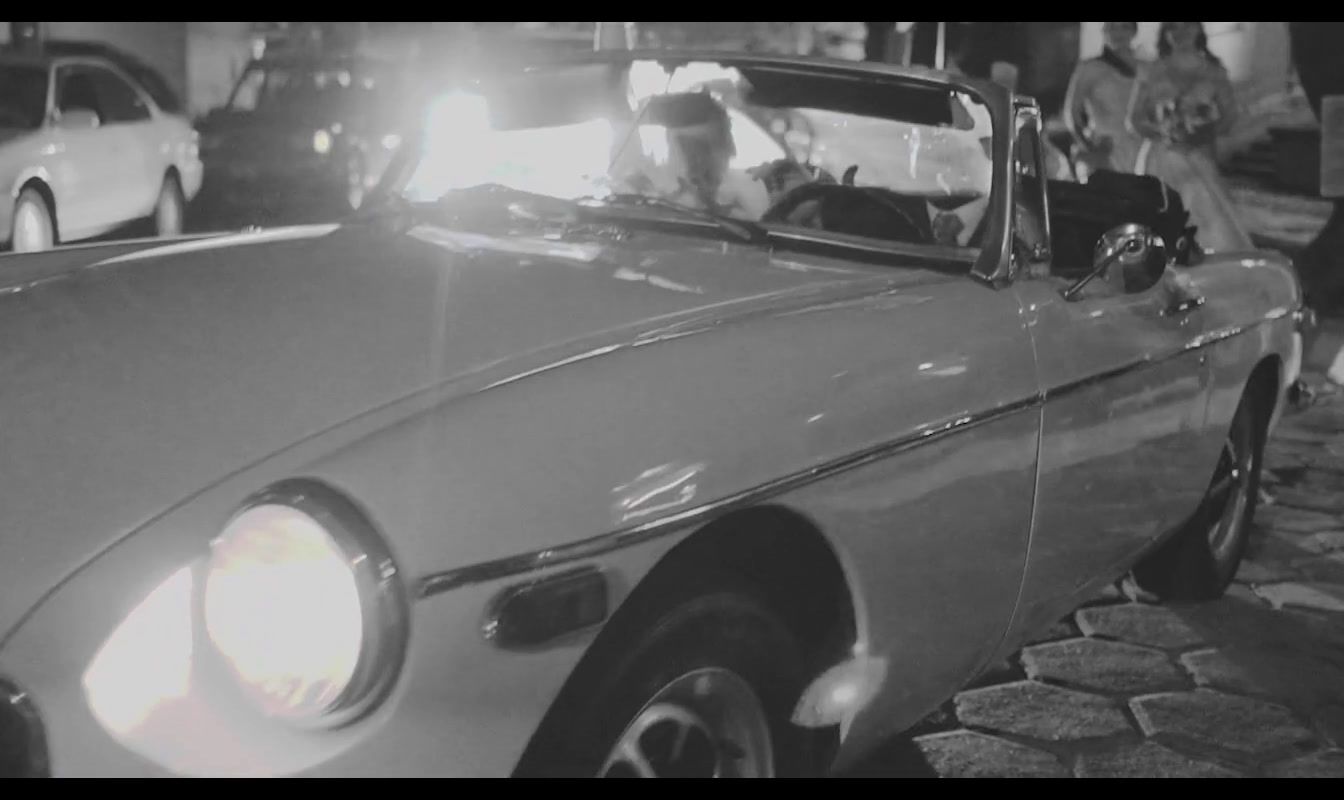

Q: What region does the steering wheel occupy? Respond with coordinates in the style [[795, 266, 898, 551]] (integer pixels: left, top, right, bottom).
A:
[[761, 182, 926, 244]]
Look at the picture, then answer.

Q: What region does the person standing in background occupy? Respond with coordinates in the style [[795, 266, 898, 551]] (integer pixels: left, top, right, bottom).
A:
[[1065, 22, 1146, 179], [1128, 21, 1252, 252], [1288, 22, 1344, 384]]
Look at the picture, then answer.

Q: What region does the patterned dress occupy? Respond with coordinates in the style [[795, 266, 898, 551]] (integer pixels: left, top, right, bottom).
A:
[[1129, 57, 1253, 252]]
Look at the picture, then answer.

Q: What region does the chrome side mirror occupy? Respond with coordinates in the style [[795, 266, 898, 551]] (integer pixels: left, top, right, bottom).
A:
[[1063, 223, 1167, 301]]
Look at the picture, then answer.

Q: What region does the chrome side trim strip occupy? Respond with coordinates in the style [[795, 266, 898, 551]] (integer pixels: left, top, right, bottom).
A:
[[1041, 358, 1154, 403], [417, 394, 1041, 598], [417, 318, 1265, 599], [1043, 322, 1255, 404]]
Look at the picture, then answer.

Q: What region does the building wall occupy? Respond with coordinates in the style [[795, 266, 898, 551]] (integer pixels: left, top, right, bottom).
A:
[[186, 22, 255, 117], [0, 21, 198, 113], [47, 21, 188, 105]]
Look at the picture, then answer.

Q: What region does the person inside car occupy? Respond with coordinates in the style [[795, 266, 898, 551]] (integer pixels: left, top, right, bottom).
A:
[[609, 91, 771, 218]]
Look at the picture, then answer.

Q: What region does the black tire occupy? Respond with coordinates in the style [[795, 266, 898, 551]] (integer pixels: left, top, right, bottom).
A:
[[153, 174, 185, 238], [1132, 391, 1265, 602], [521, 575, 832, 778], [10, 188, 56, 252]]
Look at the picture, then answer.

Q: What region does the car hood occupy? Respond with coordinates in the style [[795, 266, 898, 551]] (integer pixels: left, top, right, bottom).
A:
[[0, 126, 37, 149], [0, 221, 948, 637]]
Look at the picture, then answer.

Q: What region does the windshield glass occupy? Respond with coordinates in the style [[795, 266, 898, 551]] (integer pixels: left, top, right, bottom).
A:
[[0, 64, 49, 130], [226, 60, 397, 114], [393, 57, 996, 254]]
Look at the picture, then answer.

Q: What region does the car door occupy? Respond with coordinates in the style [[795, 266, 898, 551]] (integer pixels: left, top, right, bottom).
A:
[[1005, 109, 1214, 640], [48, 63, 123, 238], [84, 63, 160, 217]]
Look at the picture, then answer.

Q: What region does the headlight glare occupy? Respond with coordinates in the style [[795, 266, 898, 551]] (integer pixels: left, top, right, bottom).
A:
[[202, 483, 405, 727]]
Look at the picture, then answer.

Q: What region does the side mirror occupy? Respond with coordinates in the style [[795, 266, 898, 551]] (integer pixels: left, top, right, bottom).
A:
[[55, 107, 100, 130], [1063, 223, 1168, 301]]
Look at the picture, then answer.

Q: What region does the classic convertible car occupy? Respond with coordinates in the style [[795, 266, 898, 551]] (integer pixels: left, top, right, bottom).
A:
[[0, 52, 1311, 778]]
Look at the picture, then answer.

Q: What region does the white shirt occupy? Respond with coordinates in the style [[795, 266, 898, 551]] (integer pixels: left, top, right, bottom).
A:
[[925, 195, 991, 247]]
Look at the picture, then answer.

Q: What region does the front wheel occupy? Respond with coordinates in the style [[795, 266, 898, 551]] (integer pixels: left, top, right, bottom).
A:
[[1132, 392, 1264, 601], [10, 188, 56, 252], [345, 152, 368, 212], [524, 580, 832, 777]]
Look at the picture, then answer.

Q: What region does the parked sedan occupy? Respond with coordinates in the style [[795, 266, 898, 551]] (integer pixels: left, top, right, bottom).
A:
[[195, 53, 414, 223], [0, 45, 203, 252], [0, 52, 1310, 778]]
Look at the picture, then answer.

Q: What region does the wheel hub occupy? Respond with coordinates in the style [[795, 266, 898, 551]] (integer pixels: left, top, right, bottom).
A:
[[1206, 433, 1253, 560], [600, 668, 773, 778]]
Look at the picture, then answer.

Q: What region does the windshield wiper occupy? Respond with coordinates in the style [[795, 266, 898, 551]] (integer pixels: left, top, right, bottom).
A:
[[579, 193, 769, 246]]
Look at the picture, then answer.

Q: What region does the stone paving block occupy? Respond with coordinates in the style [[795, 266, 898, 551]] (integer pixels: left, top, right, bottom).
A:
[[1252, 582, 1344, 613], [1024, 618, 1082, 646], [1255, 506, 1342, 533], [1222, 582, 1270, 606], [1315, 705, 1344, 749], [1272, 427, 1329, 445], [1266, 749, 1344, 778], [913, 730, 1068, 778], [1023, 639, 1188, 695], [1179, 649, 1273, 697], [1130, 690, 1319, 758], [1075, 741, 1242, 778], [1309, 453, 1344, 474], [1119, 576, 1161, 604], [1305, 531, 1344, 554], [1244, 532, 1316, 564], [1265, 453, 1309, 472], [1080, 582, 1125, 607], [955, 681, 1132, 742], [1234, 558, 1301, 584], [906, 701, 960, 738], [1075, 605, 1208, 650], [1290, 552, 1344, 582], [963, 658, 1026, 690], [1273, 488, 1344, 515], [1294, 470, 1344, 493]]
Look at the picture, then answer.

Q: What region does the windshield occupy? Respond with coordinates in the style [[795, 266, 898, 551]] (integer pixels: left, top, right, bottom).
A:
[[391, 57, 997, 254], [0, 64, 49, 130], [226, 60, 396, 115], [123, 60, 181, 114]]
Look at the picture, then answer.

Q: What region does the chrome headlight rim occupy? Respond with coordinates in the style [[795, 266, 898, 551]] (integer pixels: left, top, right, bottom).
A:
[[202, 479, 409, 730]]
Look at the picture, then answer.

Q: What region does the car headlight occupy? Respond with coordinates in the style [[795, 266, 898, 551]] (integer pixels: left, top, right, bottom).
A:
[[313, 129, 333, 155], [202, 482, 407, 728]]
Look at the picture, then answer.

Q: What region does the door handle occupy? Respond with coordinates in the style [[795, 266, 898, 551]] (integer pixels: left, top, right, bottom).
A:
[[1162, 292, 1205, 317]]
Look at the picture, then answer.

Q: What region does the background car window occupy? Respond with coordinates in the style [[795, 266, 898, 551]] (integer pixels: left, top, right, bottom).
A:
[[57, 66, 103, 121], [88, 67, 151, 123], [123, 61, 180, 114], [0, 65, 49, 130], [228, 66, 267, 112]]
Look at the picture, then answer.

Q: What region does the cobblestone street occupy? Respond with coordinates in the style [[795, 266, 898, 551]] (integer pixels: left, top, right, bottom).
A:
[[848, 376, 1344, 778]]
